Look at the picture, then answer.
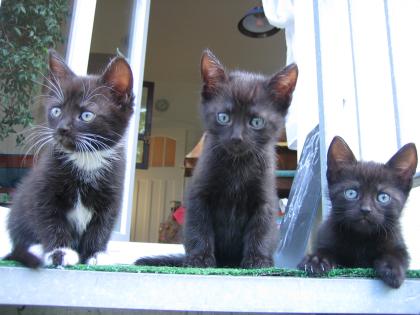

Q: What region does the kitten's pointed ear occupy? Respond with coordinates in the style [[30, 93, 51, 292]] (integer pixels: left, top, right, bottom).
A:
[[102, 56, 133, 101], [201, 49, 227, 99], [268, 63, 298, 111], [386, 143, 418, 184], [48, 49, 75, 80], [327, 136, 357, 173]]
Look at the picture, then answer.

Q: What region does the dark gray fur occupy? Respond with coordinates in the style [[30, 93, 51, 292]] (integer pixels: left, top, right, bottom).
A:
[[136, 49, 298, 268], [299, 136, 417, 288], [5, 50, 134, 267]]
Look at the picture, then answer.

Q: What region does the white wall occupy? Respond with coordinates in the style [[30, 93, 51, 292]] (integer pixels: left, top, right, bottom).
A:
[[299, 0, 420, 268]]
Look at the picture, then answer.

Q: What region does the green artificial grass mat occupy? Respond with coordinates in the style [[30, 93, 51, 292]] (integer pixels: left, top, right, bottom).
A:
[[1, 259, 420, 279]]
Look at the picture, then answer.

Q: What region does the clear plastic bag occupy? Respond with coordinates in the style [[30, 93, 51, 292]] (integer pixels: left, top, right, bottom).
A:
[[274, 125, 322, 268]]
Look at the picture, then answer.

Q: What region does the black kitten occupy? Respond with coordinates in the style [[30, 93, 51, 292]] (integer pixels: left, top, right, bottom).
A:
[[4, 50, 134, 268], [136, 49, 298, 268], [298, 136, 417, 288]]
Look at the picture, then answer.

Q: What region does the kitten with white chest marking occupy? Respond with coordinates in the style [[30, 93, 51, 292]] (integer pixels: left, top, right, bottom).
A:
[[4, 50, 134, 268]]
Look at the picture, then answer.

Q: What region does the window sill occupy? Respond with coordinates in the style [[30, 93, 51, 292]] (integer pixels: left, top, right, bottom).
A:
[[1, 263, 419, 314]]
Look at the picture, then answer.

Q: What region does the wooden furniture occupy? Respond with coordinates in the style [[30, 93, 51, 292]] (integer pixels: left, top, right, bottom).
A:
[[0, 155, 33, 206]]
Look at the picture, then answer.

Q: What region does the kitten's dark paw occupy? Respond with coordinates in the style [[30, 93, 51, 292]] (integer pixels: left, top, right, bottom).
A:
[[184, 253, 216, 268], [240, 256, 274, 269], [374, 259, 405, 288], [298, 254, 335, 275]]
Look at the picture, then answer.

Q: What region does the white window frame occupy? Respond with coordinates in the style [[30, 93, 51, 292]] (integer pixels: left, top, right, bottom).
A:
[[66, 0, 151, 241]]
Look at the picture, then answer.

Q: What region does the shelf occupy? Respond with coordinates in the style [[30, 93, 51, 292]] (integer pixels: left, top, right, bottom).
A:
[[1, 265, 419, 314]]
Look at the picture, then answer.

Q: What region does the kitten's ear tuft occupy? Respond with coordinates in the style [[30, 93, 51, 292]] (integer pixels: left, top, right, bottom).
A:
[[48, 49, 75, 80], [268, 63, 298, 111], [327, 136, 357, 174], [102, 57, 133, 99], [201, 49, 226, 99], [386, 143, 418, 184]]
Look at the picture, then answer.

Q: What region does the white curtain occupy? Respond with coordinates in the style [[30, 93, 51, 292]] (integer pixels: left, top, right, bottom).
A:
[[263, 0, 319, 154], [264, 0, 420, 268]]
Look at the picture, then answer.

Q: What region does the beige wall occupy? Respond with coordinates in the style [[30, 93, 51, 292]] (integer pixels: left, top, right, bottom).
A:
[[130, 0, 287, 241], [144, 0, 287, 153]]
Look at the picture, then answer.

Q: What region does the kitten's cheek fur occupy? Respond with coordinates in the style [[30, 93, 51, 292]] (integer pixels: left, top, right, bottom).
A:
[[44, 248, 79, 266]]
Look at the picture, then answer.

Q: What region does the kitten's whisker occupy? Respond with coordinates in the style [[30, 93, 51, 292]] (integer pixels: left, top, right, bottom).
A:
[[108, 130, 123, 138], [36, 71, 64, 102], [24, 134, 52, 157], [77, 135, 112, 151], [83, 133, 118, 144], [81, 80, 88, 104], [33, 137, 53, 162], [32, 78, 61, 101], [21, 128, 54, 145], [79, 133, 115, 146], [22, 134, 53, 154], [84, 85, 112, 104], [47, 71, 65, 101], [16, 124, 51, 136]]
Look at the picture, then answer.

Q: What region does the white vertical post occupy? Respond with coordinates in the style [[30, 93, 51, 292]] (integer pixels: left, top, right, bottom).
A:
[[117, 0, 151, 240], [65, 0, 97, 75]]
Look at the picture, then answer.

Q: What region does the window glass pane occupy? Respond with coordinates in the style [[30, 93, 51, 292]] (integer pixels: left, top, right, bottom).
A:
[[86, 0, 136, 236], [139, 88, 148, 135], [88, 0, 135, 73], [136, 139, 145, 165]]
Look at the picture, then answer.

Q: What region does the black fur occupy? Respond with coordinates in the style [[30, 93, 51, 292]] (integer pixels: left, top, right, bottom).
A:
[[4, 50, 134, 268], [136, 49, 298, 268], [298, 136, 417, 288]]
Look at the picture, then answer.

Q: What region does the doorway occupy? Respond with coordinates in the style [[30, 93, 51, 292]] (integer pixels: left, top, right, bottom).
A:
[[130, 0, 288, 242]]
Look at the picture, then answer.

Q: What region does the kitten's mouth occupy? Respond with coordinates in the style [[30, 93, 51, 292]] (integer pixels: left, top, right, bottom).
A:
[[55, 135, 76, 151], [223, 142, 251, 156], [226, 146, 250, 156], [356, 216, 376, 227]]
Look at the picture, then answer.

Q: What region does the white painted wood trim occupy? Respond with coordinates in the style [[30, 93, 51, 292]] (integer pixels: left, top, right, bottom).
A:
[[65, 0, 97, 75], [1, 266, 419, 313], [116, 0, 151, 241]]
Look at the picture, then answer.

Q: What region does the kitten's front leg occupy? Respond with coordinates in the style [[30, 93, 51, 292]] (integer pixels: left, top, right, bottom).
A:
[[183, 200, 216, 267], [374, 251, 408, 288], [240, 206, 276, 268], [39, 218, 79, 266], [298, 251, 337, 275], [78, 213, 116, 264]]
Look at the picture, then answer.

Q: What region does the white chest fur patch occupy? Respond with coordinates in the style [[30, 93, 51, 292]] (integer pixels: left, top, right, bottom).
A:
[[67, 195, 93, 235], [66, 148, 118, 172]]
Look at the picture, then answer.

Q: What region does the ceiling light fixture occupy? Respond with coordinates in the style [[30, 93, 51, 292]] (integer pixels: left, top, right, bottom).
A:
[[238, 6, 280, 38]]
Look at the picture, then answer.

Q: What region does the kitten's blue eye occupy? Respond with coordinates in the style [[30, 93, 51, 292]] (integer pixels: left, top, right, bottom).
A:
[[250, 117, 265, 129], [80, 111, 95, 122], [50, 107, 61, 118], [377, 192, 391, 204], [216, 112, 230, 125], [344, 189, 358, 200]]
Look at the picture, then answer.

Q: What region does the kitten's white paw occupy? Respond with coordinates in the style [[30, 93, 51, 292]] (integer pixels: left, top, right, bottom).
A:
[[28, 244, 44, 260], [44, 247, 79, 266], [86, 252, 114, 265]]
